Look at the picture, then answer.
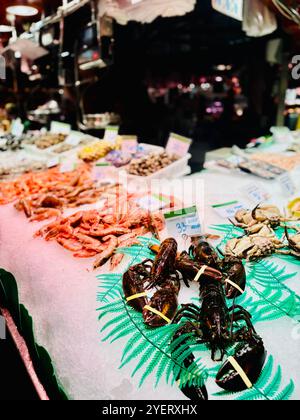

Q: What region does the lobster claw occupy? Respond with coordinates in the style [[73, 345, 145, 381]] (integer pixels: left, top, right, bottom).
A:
[[216, 336, 267, 392], [143, 288, 178, 327], [179, 384, 208, 401], [224, 262, 246, 300]]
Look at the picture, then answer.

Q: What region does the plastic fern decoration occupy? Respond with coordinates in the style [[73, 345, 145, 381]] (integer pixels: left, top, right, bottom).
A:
[[211, 224, 244, 243], [98, 298, 208, 388], [248, 283, 300, 322], [96, 228, 297, 400]]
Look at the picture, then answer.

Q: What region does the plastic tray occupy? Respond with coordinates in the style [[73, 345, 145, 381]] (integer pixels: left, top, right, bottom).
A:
[[126, 147, 191, 181]]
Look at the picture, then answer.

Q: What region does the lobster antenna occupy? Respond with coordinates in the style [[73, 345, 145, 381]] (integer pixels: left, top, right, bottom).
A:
[[216, 246, 225, 257], [230, 296, 237, 336], [251, 203, 261, 220]]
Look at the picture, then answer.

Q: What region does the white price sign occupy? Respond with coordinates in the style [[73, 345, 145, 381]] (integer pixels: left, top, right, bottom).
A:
[[136, 194, 170, 212], [164, 206, 202, 238], [60, 160, 77, 173], [212, 0, 243, 21], [166, 133, 192, 157], [65, 131, 83, 147], [243, 184, 270, 204], [47, 156, 60, 168], [50, 121, 71, 135], [212, 200, 247, 219], [104, 126, 119, 144], [121, 136, 138, 155], [11, 118, 24, 137], [278, 172, 297, 197]]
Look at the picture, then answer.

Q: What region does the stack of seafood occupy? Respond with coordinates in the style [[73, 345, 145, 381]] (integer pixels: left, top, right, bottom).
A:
[[0, 135, 23, 152], [123, 237, 266, 400], [0, 160, 48, 180], [15, 181, 122, 222], [78, 141, 115, 162], [127, 152, 178, 177], [225, 204, 300, 260], [251, 152, 300, 172], [24, 133, 67, 149], [0, 165, 115, 221], [35, 196, 165, 270]]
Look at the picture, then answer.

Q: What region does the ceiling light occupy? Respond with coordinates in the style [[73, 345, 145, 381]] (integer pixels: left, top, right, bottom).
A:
[[6, 5, 39, 17], [0, 25, 13, 33]]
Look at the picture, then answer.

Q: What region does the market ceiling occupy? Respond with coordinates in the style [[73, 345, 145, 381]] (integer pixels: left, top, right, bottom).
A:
[[0, 0, 299, 45], [0, 0, 61, 26]]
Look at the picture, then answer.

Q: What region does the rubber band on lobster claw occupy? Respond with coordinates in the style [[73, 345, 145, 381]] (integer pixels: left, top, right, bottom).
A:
[[216, 335, 267, 392]]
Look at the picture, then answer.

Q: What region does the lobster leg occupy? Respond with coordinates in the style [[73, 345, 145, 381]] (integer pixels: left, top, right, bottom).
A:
[[172, 307, 200, 324], [172, 324, 208, 401]]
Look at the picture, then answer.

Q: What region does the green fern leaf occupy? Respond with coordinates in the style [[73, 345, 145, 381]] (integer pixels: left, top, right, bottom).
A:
[[235, 388, 263, 401], [274, 381, 295, 401], [263, 366, 282, 398], [98, 298, 208, 389]]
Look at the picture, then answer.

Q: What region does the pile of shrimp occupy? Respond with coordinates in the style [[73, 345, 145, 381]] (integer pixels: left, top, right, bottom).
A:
[[35, 193, 165, 270], [0, 164, 118, 221], [0, 165, 91, 205]]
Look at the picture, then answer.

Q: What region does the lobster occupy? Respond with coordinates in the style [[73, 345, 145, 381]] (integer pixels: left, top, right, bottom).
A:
[[190, 237, 247, 299], [123, 238, 223, 327], [123, 237, 265, 401], [171, 270, 266, 400]]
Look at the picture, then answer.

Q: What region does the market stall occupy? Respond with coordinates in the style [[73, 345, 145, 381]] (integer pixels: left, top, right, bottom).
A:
[[1, 0, 300, 404], [0, 126, 299, 401]]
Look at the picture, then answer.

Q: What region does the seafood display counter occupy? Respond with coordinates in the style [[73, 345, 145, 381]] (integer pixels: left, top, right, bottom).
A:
[[0, 161, 299, 400]]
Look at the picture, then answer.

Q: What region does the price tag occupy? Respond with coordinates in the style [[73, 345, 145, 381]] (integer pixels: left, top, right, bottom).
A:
[[136, 194, 170, 212], [65, 131, 83, 147], [121, 136, 138, 155], [243, 184, 270, 204], [60, 160, 77, 173], [93, 162, 116, 182], [212, 200, 247, 219], [104, 126, 119, 143], [166, 133, 192, 157], [47, 157, 60, 168], [278, 172, 297, 197], [164, 206, 202, 238], [50, 121, 71, 135], [11, 119, 24, 137]]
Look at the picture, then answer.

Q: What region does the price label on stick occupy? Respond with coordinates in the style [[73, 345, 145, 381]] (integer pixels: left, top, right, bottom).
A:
[[60, 160, 77, 173], [164, 206, 202, 238], [136, 194, 170, 212], [50, 121, 71, 135], [166, 133, 192, 157], [47, 157, 60, 168], [243, 183, 270, 204], [11, 119, 24, 137], [104, 126, 119, 144], [121, 136, 138, 155], [278, 172, 297, 197], [65, 131, 83, 146], [212, 200, 247, 219], [93, 162, 116, 182]]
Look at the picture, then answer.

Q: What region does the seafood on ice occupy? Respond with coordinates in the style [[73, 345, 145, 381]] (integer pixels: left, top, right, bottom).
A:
[[0, 165, 91, 206], [35, 196, 165, 270], [0, 164, 120, 221]]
